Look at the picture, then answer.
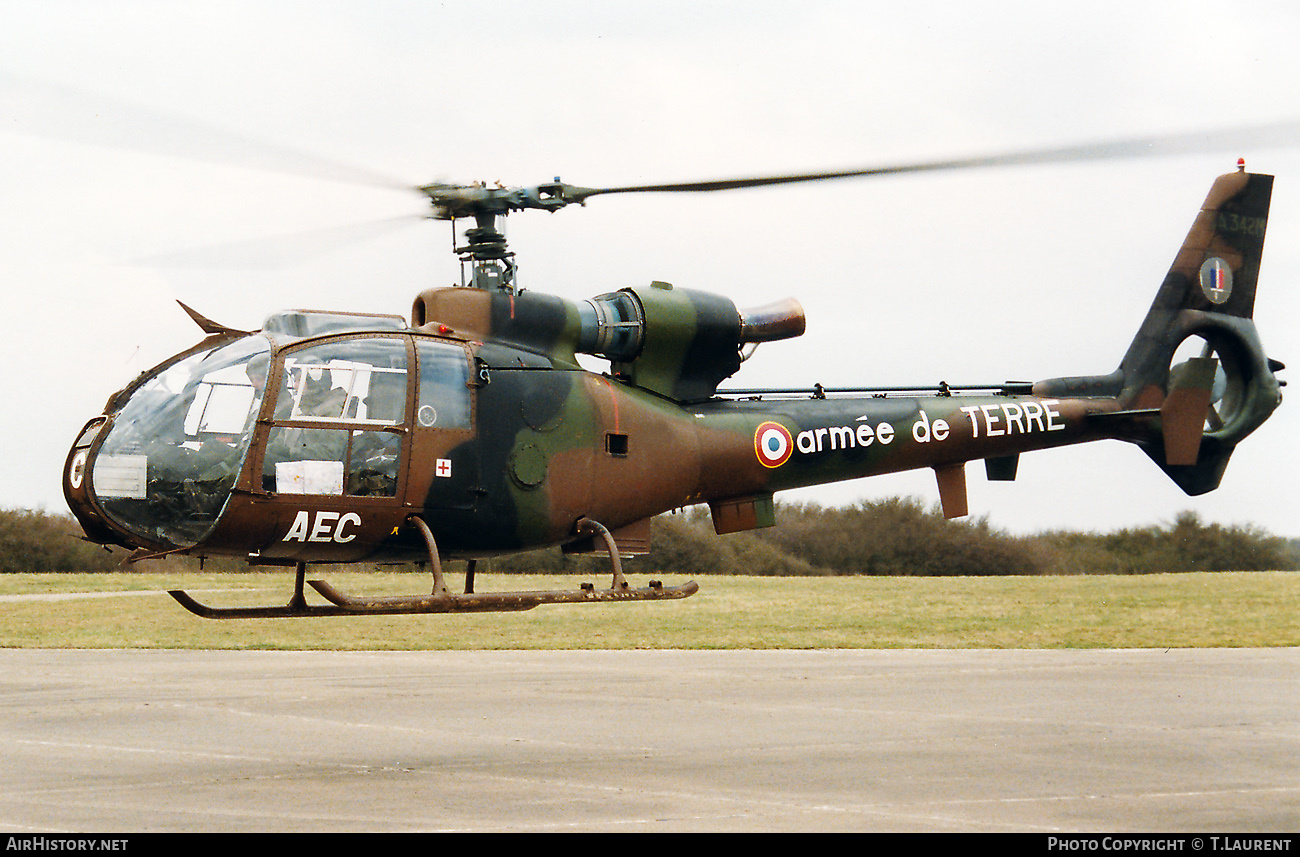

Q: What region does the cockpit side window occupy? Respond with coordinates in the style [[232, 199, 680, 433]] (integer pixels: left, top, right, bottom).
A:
[[415, 339, 471, 429], [262, 337, 410, 497], [274, 339, 408, 425]]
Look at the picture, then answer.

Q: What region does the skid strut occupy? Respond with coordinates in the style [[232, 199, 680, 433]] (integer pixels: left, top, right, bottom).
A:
[[168, 516, 697, 619]]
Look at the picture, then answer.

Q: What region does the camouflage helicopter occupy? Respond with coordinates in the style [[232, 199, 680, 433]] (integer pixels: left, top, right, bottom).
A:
[[62, 140, 1285, 618]]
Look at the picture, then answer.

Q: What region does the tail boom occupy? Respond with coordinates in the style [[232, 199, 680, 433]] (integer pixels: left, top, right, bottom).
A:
[[688, 170, 1282, 533]]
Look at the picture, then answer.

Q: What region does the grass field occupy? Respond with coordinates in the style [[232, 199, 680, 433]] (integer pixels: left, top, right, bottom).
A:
[[1, 569, 1297, 650]]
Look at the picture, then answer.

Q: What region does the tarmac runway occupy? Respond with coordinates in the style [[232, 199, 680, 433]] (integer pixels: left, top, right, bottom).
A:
[[0, 648, 1296, 833]]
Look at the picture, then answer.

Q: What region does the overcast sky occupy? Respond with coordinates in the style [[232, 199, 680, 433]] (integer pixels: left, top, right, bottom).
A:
[[2, 0, 1297, 537]]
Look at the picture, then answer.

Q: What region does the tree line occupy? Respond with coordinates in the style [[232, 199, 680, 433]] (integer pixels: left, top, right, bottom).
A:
[[5, 499, 1296, 576], [618, 499, 1297, 577]]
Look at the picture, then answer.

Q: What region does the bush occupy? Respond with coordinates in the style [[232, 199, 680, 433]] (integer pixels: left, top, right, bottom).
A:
[[751, 498, 1044, 576], [1036, 511, 1292, 574], [649, 513, 823, 576], [0, 508, 120, 573]]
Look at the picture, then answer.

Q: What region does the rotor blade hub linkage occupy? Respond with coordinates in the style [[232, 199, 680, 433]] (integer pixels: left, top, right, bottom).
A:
[[417, 179, 598, 220]]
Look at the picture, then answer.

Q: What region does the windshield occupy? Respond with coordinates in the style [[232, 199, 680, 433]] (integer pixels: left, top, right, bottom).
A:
[[90, 335, 271, 547]]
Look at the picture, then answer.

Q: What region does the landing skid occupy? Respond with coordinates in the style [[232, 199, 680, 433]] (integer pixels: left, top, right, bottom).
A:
[[168, 516, 698, 619], [306, 577, 699, 614]]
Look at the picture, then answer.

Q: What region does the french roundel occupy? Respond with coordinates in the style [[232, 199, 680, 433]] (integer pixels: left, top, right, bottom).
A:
[[754, 421, 793, 468]]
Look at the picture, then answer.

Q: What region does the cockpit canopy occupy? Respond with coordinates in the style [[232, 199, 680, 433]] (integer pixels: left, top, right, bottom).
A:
[[89, 334, 272, 546], [73, 317, 473, 552]]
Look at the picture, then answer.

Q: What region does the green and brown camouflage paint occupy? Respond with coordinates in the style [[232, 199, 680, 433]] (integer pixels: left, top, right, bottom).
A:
[[64, 171, 1282, 568]]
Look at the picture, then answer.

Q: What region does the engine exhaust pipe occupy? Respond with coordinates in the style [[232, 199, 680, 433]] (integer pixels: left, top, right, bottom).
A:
[[739, 298, 806, 344]]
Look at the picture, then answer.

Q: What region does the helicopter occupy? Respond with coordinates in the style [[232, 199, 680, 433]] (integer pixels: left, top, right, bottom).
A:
[[61, 140, 1285, 618]]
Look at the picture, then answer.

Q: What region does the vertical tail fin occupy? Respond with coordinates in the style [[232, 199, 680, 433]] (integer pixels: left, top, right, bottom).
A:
[[1117, 169, 1283, 494]]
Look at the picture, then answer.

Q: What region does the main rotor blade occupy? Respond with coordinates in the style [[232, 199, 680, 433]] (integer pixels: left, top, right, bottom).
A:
[[0, 70, 413, 192], [126, 214, 424, 270], [576, 120, 1300, 199]]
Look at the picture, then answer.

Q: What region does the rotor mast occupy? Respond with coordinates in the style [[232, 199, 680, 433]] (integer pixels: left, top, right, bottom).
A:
[[456, 210, 516, 291]]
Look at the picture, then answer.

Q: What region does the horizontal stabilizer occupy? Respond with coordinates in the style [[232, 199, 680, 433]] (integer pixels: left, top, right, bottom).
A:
[[984, 454, 1020, 482]]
